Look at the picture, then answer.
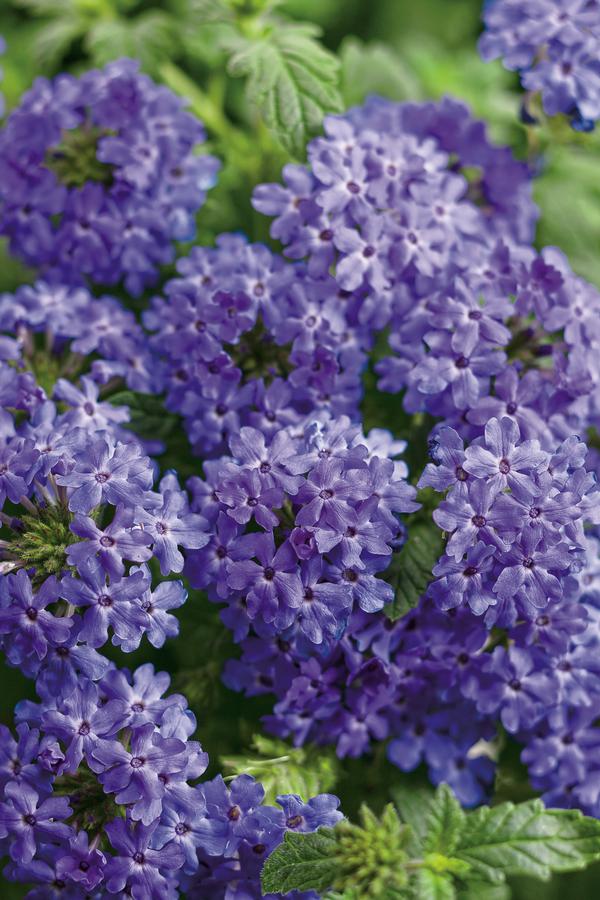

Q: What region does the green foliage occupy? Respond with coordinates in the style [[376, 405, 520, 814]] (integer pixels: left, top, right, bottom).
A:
[[261, 782, 600, 898], [261, 827, 339, 894], [339, 37, 421, 106], [222, 734, 338, 805], [385, 489, 444, 621], [226, 20, 342, 157]]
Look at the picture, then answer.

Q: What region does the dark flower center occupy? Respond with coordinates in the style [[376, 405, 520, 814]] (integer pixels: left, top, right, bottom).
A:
[[536, 615, 550, 626], [319, 489, 333, 500], [133, 852, 145, 865], [506, 402, 517, 414], [286, 815, 304, 828], [259, 461, 271, 473], [175, 823, 189, 835], [472, 515, 486, 528], [24, 814, 36, 826], [253, 843, 267, 854], [264, 567, 275, 581], [228, 805, 241, 821], [455, 355, 469, 369], [456, 466, 468, 482], [247, 497, 258, 507], [343, 568, 358, 583], [529, 507, 540, 518], [130, 757, 145, 768], [79, 861, 90, 872], [78, 722, 91, 736], [319, 229, 333, 242], [95, 472, 110, 483], [523, 557, 534, 569], [25, 607, 38, 621], [98, 594, 113, 607], [463, 566, 478, 577], [363, 244, 376, 258], [509, 679, 522, 691], [498, 458, 511, 474], [100, 535, 115, 547], [131, 702, 144, 712]]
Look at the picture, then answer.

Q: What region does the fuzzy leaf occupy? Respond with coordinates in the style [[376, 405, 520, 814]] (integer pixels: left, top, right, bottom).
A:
[[417, 869, 457, 900], [261, 827, 338, 894], [86, 12, 176, 72], [385, 517, 444, 620], [226, 21, 342, 157], [222, 734, 338, 805], [339, 37, 421, 107], [424, 785, 466, 855], [391, 772, 437, 849], [455, 799, 600, 883]]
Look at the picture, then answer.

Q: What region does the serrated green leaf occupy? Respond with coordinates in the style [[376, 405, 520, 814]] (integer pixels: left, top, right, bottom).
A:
[[391, 772, 436, 849], [456, 800, 600, 883], [222, 734, 338, 805], [424, 785, 466, 855], [261, 827, 338, 894], [385, 517, 444, 620], [417, 869, 457, 900], [226, 21, 342, 157], [86, 12, 176, 72], [339, 37, 421, 107]]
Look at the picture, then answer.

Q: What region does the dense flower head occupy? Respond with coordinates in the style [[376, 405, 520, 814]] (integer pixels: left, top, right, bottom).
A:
[[0, 58, 220, 293], [376, 239, 600, 459], [0, 360, 207, 680], [421, 417, 599, 619], [0, 279, 158, 398], [144, 233, 372, 456], [479, 0, 600, 130], [185, 414, 418, 646], [0, 658, 342, 897], [253, 97, 537, 325]]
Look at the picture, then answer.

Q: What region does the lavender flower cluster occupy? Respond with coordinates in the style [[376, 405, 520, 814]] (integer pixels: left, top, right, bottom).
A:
[[0, 58, 220, 293], [479, 0, 600, 130], [0, 659, 341, 898], [144, 234, 372, 457], [185, 415, 417, 645]]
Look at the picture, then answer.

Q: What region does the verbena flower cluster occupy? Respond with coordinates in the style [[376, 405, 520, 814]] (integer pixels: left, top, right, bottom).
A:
[[185, 414, 418, 645], [144, 234, 373, 457], [0, 659, 341, 897], [479, 0, 600, 130], [0, 59, 220, 293]]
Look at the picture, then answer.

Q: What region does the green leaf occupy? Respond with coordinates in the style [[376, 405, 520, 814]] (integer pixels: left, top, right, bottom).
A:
[[385, 515, 444, 620], [33, 16, 88, 68], [457, 884, 510, 900], [339, 37, 421, 107], [455, 799, 600, 883], [261, 827, 339, 894], [86, 12, 177, 72], [222, 734, 338, 805], [424, 785, 466, 856], [226, 21, 343, 157], [391, 771, 437, 849], [417, 869, 457, 900], [108, 391, 180, 443]]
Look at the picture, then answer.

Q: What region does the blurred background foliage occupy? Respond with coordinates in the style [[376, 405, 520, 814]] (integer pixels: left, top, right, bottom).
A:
[[1, 1, 600, 897]]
